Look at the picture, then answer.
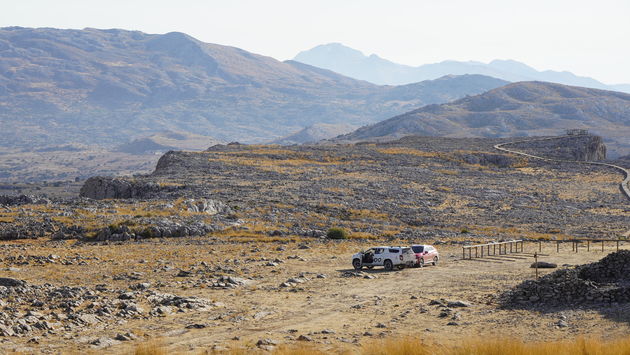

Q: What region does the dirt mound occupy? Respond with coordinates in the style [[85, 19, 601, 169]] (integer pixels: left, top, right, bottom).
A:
[[502, 250, 630, 308]]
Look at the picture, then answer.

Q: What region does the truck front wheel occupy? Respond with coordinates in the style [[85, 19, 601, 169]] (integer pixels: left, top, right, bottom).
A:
[[352, 259, 362, 270]]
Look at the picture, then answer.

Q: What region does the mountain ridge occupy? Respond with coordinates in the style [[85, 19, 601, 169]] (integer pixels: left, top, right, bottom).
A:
[[0, 27, 508, 148], [294, 43, 630, 92], [336, 81, 630, 157]]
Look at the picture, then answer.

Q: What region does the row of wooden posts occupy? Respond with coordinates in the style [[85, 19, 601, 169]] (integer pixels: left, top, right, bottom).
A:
[[462, 239, 624, 260], [462, 240, 524, 260]]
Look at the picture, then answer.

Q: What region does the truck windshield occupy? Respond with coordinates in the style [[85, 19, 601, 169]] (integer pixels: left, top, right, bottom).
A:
[[411, 246, 424, 253]]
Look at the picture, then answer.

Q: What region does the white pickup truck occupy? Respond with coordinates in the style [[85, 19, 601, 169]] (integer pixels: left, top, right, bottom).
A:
[[352, 246, 416, 271]]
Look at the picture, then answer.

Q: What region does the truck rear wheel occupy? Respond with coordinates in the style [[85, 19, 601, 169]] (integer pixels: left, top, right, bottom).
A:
[[384, 259, 393, 271]]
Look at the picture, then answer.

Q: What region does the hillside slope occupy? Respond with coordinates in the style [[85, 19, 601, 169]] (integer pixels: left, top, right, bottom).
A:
[[337, 82, 630, 157], [270, 123, 358, 145], [0, 27, 507, 148]]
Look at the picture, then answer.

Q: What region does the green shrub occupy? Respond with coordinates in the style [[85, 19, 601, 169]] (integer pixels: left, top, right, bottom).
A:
[[460, 227, 469, 234], [327, 227, 348, 240]]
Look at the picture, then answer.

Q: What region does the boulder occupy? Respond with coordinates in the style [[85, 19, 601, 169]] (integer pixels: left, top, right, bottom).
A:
[[184, 199, 231, 215], [79, 177, 160, 199], [447, 300, 471, 308], [0, 277, 26, 287], [531, 261, 558, 269]]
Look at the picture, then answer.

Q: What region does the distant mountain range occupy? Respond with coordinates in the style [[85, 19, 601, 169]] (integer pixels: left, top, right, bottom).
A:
[[336, 81, 630, 157], [294, 43, 630, 93], [0, 27, 508, 149]]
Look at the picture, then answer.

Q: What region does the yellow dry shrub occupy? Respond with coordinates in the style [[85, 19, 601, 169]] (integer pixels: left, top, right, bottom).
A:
[[206, 336, 630, 355], [376, 147, 442, 158], [450, 336, 630, 355], [134, 339, 167, 355]]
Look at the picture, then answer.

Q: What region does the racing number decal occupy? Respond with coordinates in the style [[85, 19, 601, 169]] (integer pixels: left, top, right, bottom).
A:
[[373, 258, 382, 263]]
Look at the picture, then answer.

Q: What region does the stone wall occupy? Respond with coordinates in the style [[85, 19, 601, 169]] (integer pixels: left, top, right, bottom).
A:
[[502, 250, 630, 308]]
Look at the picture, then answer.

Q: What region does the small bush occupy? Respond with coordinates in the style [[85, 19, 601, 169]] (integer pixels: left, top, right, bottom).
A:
[[460, 227, 469, 234], [327, 227, 348, 240]]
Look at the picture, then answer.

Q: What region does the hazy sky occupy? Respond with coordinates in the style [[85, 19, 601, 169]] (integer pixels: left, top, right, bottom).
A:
[[2, 0, 629, 84]]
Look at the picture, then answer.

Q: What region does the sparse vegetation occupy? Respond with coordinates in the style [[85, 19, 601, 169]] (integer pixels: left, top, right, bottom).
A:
[[0, 134, 628, 353], [133, 335, 630, 354], [327, 227, 348, 239]]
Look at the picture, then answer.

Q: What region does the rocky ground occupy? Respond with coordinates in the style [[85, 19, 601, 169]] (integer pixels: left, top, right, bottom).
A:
[[79, 135, 628, 239], [0, 134, 628, 352], [1, 239, 630, 353], [502, 250, 630, 308]]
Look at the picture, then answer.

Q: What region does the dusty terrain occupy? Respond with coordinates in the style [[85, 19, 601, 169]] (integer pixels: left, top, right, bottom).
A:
[[2, 238, 630, 353], [0, 134, 628, 353]]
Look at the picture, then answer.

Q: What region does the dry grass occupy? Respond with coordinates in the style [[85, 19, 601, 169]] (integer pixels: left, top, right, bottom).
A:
[[465, 225, 574, 241], [433, 195, 472, 213], [447, 336, 630, 355], [348, 231, 379, 240], [376, 147, 442, 158], [133, 336, 630, 355], [134, 339, 168, 355], [348, 208, 389, 221], [205, 149, 347, 175], [436, 169, 460, 176]]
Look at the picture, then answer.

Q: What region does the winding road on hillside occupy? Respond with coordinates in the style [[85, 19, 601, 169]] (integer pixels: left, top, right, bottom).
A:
[[494, 135, 630, 237]]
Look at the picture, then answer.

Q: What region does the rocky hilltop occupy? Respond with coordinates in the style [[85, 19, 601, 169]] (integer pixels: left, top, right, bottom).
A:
[[337, 81, 630, 157], [506, 135, 607, 161], [76, 134, 628, 240], [0, 27, 507, 148]]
